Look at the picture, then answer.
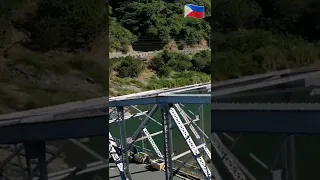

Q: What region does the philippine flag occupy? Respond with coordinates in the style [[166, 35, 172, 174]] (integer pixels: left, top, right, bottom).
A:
[[184, 4, 205, 19]]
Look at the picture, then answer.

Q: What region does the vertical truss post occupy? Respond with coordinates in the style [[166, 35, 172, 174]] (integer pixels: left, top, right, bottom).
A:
[[24, 141, 48, 180], [117, 106, 132, 180], [169, 115, 174, 157], [199, 105, 205, 152], [141, 138, 145, 152], [160, 103, 174, 180], [15, 144, 26, 180], [26, 153, 32, 180], [199, 104, 205, 180], [283, 92, 296, 180], [284, 135, 296, 180]]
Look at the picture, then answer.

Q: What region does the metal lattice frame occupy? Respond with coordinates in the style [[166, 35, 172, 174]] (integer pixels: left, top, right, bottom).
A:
[[0, 97, 110, 180], [212, 67, 320, 180], [109, 83, 214, 180]]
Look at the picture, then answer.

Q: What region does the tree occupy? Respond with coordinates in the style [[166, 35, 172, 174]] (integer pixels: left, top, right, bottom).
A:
[[18, 0, 108, 51], [212, 0, 261, 31], [116, 56, 145, 78], [157, 65, 171, 77], [191, 50, 211, 74], [111, 0, 210, 46], [109, 6, 137, 52]]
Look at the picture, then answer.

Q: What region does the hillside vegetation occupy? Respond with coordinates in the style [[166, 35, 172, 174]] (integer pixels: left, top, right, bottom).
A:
[[109, 0, 211, 96], [110, 0, 211, 52], [212, 0, 320, 81], [212, 1, 320, 180], [0, 0, 107, 113]]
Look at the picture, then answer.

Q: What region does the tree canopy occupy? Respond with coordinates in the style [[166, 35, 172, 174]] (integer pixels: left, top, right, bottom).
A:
[[109, 0, 211, 51], [211, 0, 320, 81]]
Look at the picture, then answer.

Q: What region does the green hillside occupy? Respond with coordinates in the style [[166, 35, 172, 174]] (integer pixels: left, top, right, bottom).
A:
[[109, 0, 211, 52], [0, 0, 107, 113], [212, 0, 320, 81], [109, 0, 211, 96]]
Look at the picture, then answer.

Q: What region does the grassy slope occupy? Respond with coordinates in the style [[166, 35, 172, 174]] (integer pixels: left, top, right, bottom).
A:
[[0, 24, 107, 114], [109, 54, 211, 97]]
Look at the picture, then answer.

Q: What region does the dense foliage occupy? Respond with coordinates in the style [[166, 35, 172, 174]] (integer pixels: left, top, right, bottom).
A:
[[0, 0, 108, 112], [109, 0, 211, 51], [0, 0, 29, 47], [16, 0, 108, 51], [212, 0, 320, 80], [111, 50, 210, 78], [149, 50, 210, 77], [115, 56, 145, 78], [109, 6, 137, 52], [109, 0, 211, 95], [110, 50, 211, 96]]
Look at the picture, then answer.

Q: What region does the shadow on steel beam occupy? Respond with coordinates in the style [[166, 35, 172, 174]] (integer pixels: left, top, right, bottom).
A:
[[0, 115, 109, 144], [211, 110, 320, 134]]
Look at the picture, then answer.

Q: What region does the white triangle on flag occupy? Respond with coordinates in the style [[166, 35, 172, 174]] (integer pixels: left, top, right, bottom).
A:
[[184, 5, 193, 17]]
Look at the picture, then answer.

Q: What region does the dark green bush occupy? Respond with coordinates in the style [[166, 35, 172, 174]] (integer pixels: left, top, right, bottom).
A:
[[19, 0, 107, 51], [157, 65, 171, 77], [116, 56, 145, 78]]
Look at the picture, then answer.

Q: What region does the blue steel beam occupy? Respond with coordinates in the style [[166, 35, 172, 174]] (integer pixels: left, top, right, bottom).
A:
[[211, 103, 320, 134], [212, 67, 320, 89], [212, 71, 320, 97], [109, 94, 211, 107], [0, 115, 108, 144]]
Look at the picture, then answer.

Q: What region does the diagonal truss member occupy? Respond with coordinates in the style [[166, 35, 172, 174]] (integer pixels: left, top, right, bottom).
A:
[[127, 105, 163, 158], [109, 132, 128, 180], [169, 107, 212, 180]]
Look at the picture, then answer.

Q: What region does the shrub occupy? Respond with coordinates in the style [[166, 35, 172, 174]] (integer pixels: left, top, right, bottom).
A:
[[157, 65, 171, 77], [116, 56, 145, 78], [19, 0, 107, 51]]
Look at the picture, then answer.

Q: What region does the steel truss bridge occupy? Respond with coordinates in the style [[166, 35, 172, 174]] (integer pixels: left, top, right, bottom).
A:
[[109, 83, 213, 180], [0, 67, 318, 180], [0, 96, 109, 180], [212, 67, 320, 180]]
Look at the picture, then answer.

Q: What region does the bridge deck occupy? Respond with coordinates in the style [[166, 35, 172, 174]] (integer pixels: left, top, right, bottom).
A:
[[109, 163, 183, 180]]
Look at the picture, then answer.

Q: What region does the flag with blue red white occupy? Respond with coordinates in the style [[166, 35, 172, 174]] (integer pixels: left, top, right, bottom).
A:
[[184, 4, 205, 19]]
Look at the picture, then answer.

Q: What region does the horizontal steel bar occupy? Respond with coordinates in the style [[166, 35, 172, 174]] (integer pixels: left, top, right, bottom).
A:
[[212, 67, 320, 89], [0, 96, 108, 121], [211, 109, 320, 134], [212, 69, 292, 88], [212, 71, 320, 97], [212, 103, 320, 111], [159, 83, 210, 95], [0, 115, 108, 144], [109, 95, 211, 107]]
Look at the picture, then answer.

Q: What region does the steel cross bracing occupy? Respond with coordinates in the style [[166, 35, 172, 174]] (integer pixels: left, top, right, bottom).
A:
[[210, 67, 320, 180], [169, 107, 212, 179], [0, 96, 112, 180], [109, 83, 217, 180], [0, 140, 110, 180], [109, 132, 127, 180], [212, 67, 320, 134]]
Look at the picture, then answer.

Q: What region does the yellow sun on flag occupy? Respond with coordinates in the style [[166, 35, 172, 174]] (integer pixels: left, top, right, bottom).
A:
[[184, 5, 193, 17]]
